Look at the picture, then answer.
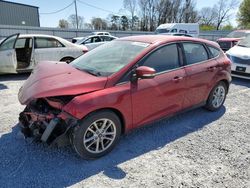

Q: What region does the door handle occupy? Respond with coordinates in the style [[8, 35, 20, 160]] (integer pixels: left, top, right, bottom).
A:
[[172, 76, 183, 82], [207, 66, 217, 72], [7, 52, 12, 56]]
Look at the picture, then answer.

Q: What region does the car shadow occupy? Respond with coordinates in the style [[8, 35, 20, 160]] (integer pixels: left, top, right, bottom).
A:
[[0, 83, 8, 90], [0, 107, 226, 187], [0, 73, 30, 82], [231, 77, 250, 88]]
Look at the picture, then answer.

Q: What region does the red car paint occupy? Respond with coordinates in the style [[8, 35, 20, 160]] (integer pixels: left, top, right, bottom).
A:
[[19, 35, 231, 133], [18, 61, 107, 104], [217, 30, 250, 51]]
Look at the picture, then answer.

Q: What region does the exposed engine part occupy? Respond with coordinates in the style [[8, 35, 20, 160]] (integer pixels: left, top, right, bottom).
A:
[[19, 97, 78, 147]]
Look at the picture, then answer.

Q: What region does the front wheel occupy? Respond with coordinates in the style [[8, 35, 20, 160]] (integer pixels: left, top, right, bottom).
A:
[[205, 81, 227, 111], [72, 110, 121, 159]]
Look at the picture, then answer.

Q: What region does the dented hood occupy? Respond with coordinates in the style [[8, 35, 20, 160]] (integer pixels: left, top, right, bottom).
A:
[[18, 61, 107, 104]]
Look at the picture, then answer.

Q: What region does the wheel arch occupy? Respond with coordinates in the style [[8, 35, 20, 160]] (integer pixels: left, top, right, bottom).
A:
[[205, 78, 230, 102], [60, 56, 75, 62], [82, 107, 126, 135], [219, 79, 230, 94]]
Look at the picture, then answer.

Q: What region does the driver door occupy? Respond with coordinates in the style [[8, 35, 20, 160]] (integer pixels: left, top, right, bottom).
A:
[[131, 44, 187, 127], [0, 33, 19, 74]]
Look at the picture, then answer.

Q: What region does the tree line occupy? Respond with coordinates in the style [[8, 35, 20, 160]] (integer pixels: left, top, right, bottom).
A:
[[58, 0, 250, 31]]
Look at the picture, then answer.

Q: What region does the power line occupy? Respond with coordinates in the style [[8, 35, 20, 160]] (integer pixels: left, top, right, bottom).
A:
[[77, 0, 122, 16], [40, 1, 74, 15]]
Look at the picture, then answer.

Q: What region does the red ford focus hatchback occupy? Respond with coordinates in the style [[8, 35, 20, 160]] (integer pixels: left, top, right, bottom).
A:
[[18, 35, 231, 159]]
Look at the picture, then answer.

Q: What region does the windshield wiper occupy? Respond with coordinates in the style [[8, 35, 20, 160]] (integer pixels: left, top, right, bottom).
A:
[[83, 69, 102, 76], [238, 44, 247, 47]]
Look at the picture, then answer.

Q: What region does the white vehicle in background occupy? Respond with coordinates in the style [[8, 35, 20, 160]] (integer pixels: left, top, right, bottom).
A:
[[226, 35, 250, 79], [76, 35, 118, 51], [0, 33, 88, 74], [155, 23, 199, 38]]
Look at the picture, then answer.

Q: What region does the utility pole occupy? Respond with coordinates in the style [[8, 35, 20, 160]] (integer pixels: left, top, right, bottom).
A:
[[74, 0, 79, 29]]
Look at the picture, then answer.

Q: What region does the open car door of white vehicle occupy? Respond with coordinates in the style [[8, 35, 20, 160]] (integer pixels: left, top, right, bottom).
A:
[[0, 33, 19, 74]]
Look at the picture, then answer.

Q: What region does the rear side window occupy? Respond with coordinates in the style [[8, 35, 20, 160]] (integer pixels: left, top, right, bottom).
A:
[[183, 43, 208, 65], [208, 46, 220, 57], [100, 36, 114, 41], [142, 44, 180, 73], [35, 38, 64, 48]]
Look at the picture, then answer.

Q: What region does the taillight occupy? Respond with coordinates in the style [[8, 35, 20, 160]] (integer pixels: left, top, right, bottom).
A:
[[83, 49, 88, 54]]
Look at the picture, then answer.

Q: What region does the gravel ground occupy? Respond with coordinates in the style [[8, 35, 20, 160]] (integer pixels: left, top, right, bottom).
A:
[[0, 74, 249, 188]]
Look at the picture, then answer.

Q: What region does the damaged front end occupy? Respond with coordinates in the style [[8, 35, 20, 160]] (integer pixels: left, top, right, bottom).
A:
[[19, 96, 77, 147]]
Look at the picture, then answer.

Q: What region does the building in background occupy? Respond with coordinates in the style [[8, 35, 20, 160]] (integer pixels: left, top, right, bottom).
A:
[[0, 0, 40, 27]]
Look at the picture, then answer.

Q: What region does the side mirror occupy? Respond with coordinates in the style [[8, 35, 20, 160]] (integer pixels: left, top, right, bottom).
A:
[[136, 66, 156, 79]]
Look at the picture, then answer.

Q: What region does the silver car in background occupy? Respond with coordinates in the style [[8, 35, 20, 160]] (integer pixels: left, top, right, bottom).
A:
[[75, 35, 118, 50]]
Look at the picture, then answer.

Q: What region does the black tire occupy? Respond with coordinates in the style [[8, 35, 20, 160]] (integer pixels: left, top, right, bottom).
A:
[[205, 81, 227, 111], [60, 57, 74, 64], [72, 110, 121, 159]]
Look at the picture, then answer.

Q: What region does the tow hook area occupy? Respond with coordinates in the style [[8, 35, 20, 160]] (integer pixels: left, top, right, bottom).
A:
[[19, 110, 76, 147], [41, 118, 59, 142]]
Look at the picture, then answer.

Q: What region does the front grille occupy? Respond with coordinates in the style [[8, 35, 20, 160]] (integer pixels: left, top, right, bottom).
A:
[[218, 41, 232, 51], [231, 56, 250, 65], [232, 71, 250, 77]]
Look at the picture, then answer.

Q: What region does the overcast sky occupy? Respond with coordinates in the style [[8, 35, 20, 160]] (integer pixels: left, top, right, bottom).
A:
[[9, 0, 243, 27]]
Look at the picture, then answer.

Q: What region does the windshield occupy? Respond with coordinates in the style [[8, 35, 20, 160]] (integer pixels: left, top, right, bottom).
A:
[[237, 35, 250, 48], [155, 29, 170, 34], [71, 40, 149, 76], [227, 31, 248, 38], [76, 37, 87, 44]]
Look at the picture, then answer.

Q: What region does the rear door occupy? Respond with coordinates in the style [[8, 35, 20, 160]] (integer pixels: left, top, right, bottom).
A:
[[181, 42, 220, 108], [0, 33, 19, 73], [34, 37, 65, 64]]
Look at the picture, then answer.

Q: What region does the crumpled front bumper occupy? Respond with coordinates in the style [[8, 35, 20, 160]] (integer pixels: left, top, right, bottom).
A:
[[18, 99, 77, 147]]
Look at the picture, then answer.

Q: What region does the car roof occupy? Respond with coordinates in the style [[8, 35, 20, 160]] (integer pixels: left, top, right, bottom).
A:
[[19, 34, 62, 38], [117, 35, 219, 48], [18, 34, 79, 47]]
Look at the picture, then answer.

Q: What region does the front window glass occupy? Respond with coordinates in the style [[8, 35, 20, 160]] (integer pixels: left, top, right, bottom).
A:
[[0, 35, 17, 51], [238, 35, 250, 48], [142, 44, 179, 73], [71, 41, 149, 76]]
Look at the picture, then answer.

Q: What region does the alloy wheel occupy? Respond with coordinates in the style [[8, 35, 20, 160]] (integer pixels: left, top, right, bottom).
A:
[[212, 85, 226, 108], [83, 118, 116, 154]]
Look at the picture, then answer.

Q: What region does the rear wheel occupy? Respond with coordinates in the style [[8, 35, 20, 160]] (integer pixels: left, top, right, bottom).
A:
[[205, 81, 227, 111], [60, 57, 74, 64], [72, 110, 121, 159]]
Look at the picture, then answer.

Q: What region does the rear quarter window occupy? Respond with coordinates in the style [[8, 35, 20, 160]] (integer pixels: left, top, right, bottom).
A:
[[208, 46, 220, 58]]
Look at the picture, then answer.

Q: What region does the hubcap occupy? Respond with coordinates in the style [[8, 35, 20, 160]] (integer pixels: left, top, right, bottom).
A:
[[212, 85, 225, 108], [83, 118, 116, 154]]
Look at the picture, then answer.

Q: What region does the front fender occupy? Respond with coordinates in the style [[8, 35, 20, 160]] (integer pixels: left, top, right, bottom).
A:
[[62, 83, 133, 132]]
